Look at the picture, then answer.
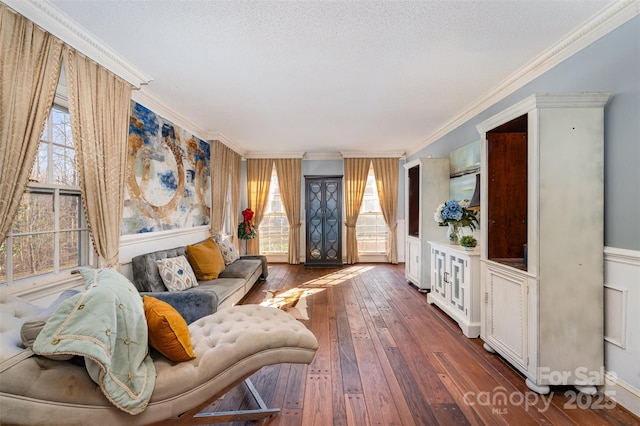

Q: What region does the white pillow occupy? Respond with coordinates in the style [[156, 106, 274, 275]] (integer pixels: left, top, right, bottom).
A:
[[216, 238, 240, 265], [156, 256, 199, 291]]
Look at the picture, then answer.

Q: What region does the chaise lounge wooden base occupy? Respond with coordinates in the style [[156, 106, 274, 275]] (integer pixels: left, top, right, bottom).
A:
[[0, 297, 318, 426]]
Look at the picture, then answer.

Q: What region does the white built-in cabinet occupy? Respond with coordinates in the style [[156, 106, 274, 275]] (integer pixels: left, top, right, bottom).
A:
[[427, 242, 481, 338], [404, 158, 449, 292], [477, 93, 610, 395]]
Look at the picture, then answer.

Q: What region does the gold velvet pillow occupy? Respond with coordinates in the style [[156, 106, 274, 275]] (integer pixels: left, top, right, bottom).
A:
[[143, 296, 196, 362], [186, 237, 225, 280]]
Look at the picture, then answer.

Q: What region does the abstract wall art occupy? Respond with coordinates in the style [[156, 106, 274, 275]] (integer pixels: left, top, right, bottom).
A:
[[122, 101, 210, 235]]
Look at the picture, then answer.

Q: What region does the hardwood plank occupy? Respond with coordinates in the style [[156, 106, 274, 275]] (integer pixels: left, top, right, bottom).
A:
[[207, 264, 639, 426], [344, 393, 370, 426], [327, 287, 348, 426], [301, 374, 333, 425]]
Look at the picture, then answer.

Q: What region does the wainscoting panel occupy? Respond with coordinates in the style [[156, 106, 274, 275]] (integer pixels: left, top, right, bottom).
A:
[[603, 246, 640, 417], [604, 285, 627, 348]]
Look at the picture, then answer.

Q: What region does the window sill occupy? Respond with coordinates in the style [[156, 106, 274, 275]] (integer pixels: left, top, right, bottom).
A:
[[4, 272, 85, 305]]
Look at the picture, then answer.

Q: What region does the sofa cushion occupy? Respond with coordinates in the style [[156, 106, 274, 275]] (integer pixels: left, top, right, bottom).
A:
[[143, 296, 196, 362], [219, 258, 263, 280], [156, 255, 198, 291], [186, 238, 225, 280], [197, 278, 246, 306]]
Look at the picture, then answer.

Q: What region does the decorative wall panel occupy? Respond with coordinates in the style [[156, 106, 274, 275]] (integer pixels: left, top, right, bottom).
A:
[[122, 101, 210, 234]]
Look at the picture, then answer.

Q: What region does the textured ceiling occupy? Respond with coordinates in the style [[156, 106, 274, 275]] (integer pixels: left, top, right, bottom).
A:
[[49, 0, 610, 156]]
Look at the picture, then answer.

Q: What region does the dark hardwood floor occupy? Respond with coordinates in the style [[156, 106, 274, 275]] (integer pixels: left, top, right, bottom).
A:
[[203, 263, 639, 425]]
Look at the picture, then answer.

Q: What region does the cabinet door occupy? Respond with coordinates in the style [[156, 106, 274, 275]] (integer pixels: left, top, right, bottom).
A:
[[406, 238, 421, 283], [432, 247, 447, 299], [448, 253, 467, 315], [484, 264, 528, 370]]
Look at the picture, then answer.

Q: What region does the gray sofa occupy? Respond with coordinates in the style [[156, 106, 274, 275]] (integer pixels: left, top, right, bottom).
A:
[[131, 246, 268, 323]]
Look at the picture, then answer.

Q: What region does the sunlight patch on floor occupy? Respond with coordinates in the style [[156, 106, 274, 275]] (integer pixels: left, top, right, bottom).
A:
[[259, 265, 375, 320]]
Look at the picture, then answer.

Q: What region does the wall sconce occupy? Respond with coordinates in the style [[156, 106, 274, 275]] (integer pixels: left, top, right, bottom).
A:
[[468, 173, 480, 211]]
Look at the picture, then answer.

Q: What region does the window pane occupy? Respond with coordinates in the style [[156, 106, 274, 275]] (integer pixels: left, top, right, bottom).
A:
[[259, 166, 289, 254], [11, 234, 55, 280], [53, 146, 77, 186], [11, 192, 54, 234], [59, 193, 81, 230], [4, 103, 87, 286], [51, 107, 73, 147], [30, 143, 49, 183], [357, 165, 387, 254], [59, 230, 81, 270]]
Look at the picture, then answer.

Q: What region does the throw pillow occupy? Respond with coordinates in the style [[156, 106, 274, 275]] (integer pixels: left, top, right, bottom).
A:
[[215, 237, 240, 265], [143, 296, 196, 362], [156, 255, 199, 291], [20, 289, 81, 361], [186, 237, 225, 280]]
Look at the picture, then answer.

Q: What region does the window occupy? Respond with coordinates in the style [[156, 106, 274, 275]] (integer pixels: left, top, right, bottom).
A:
[[258, 165, 289, 254], [357, 164, 387, 254], [0, 105, 90, 286]]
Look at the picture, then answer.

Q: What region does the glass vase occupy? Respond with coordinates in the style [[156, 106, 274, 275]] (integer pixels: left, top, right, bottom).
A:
[[447, 222, 462, 245]]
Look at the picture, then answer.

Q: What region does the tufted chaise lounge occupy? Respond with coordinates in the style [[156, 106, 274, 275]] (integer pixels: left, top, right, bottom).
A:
[[0, 292, 318, 425]]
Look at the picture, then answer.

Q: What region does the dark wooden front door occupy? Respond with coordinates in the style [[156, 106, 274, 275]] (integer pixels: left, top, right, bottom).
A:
[[305, 176, 342, 266]]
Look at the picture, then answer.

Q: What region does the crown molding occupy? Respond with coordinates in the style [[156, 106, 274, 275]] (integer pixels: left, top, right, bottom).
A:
[[406, 0, 639, 157], [207, 132, 247, 156], [303, 152, 344, 160], [341, 151, 405, 159], [244, 151, 306, 159], [132, 88, 209, 142], [3, 0, 153, 88]]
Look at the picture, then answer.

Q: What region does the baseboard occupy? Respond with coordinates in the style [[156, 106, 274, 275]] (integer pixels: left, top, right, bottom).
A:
[[605, 371, 640, 418]]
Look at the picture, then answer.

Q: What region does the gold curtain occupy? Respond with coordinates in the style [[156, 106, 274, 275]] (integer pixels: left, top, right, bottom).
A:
[[343, 158, 370, 264], [210, 140, 233, 238], [372, 158, 399, 264], [275, 158, 302, 264], [65, 46, 131, 268], [246, 158, 273, 254], [0, 4, 63, 241], [229, 149, 242, 249]]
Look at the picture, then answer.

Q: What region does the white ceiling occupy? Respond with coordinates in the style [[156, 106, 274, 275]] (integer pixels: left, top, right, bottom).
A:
[[47, 0, 611, 156]]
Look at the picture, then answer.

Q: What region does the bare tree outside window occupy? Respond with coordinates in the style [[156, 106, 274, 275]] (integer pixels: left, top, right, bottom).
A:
[[1, 105, 89, 286]]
